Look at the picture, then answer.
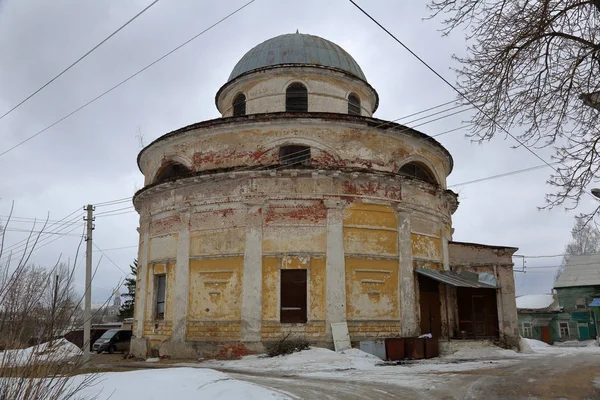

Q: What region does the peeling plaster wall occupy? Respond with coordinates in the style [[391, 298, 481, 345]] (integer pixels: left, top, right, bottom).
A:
[[217, 67, 377, 117], [138, 117, 452, 188]]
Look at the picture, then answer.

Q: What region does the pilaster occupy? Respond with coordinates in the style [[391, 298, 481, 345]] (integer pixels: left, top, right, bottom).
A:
[[172, 211, 191, 341], [398, 209, 418, 337], [135, 225, 150, 338], [324, 199, 347, 331], [241, 200, 264, 342]]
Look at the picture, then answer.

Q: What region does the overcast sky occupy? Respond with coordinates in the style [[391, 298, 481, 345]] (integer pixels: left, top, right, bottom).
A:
[[1, 0, 597, 303]]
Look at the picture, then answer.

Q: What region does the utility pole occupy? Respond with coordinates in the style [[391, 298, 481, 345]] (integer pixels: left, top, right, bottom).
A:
[[83, 205, 94, 364]]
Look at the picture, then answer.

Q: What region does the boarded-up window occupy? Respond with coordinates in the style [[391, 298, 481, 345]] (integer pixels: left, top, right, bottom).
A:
[[286, 83, 308, 112], [399, 163, 437, 185], [348, 94, 361, 115], [576, 298, 587, 309], [155, 274, 166, 320], [279, 145, 310, 166], [233, 93, 246, 116], [280, 269, 307, 323]]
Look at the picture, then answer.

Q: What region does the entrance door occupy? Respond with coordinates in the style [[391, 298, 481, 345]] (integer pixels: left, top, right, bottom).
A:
[[541, 326, 551, 344], [419, 275, 442, 338], [472, 295, 488, 337]]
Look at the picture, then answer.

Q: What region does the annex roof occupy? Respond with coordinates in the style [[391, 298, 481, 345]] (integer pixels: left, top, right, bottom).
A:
[[554, 254, 600, 288]]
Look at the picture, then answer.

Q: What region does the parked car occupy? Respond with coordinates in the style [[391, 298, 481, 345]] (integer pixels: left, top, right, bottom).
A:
[[92, 329, 132, 354]]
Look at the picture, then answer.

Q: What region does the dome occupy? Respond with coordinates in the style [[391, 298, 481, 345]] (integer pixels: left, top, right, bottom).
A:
[[228, 33, 367, 82]]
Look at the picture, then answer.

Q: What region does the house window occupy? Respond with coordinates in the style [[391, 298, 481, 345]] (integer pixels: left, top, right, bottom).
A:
[[286, 83, 308, 112], [155, 274, 166, 320], [280, 269, 307, 323], [559, 321, 569, 337], [348, 94, 361, 115], [576, 298, 587, 309], [279, 145, 310, 166], [233, 93, 246, 116], [399, 162, 437, 185], [522, 322, 532, 338]]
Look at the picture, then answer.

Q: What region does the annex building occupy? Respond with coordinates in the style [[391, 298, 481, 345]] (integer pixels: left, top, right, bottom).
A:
[[130, 32, 520, 358]]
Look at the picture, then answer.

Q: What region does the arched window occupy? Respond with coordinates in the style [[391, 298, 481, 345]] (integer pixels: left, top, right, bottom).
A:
[[399, 162, 437, 185], [286, 83, 308, 112], [154, 162, 191, 184], [279, 145, 311, 166], [348, 94, 361, 115], [232, 93, 246, 116]]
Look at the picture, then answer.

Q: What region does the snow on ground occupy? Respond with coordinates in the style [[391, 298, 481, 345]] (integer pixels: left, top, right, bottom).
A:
[[68, 368, 291, 400], [0, 338, 82, 367], [516, 294, 555, 309], [522, 338, 600, 356]]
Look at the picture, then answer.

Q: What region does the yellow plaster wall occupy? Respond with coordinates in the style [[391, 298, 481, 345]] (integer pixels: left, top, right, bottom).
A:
[[261, 255, 326, 337], [148, 234, 177, 262], [411, 233, 442, 261], [263, 227, 327, 253], [343, 203, 398, 256], [143, 262, 175, 338], [188, 257, 243, 321], [345, 258, 399, 320], [190, 229, 245, 256]]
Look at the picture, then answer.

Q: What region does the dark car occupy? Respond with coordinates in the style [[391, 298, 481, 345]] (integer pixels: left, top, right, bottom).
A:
[[92, 329, 132, 354]]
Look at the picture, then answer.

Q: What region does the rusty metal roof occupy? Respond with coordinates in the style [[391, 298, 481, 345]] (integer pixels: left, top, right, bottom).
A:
[[415, 268, 498, 289], [228, 33, 367, 82]]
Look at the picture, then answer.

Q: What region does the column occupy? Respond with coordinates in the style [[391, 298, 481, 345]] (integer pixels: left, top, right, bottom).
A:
[[441, 222, 450, 271], [240, 200, 264, 342], [172, 211, 191, 342], [398, 209, 418, 337], [324, 199, 346, 329], [134, 228, 150, 338]]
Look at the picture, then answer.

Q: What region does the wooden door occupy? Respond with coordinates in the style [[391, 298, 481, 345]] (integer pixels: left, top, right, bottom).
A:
[[419, 276, 442, 338], [541, 326, 551, 344], [472, 295, 488, 337]]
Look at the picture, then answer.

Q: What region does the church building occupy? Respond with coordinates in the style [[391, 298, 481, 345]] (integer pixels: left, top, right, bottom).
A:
[[131, 32, 520, 358]]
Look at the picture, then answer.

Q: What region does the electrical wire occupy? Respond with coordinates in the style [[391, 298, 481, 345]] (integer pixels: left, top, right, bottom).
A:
[[0, 1, 160, 123], [0, 0, 256, 158]]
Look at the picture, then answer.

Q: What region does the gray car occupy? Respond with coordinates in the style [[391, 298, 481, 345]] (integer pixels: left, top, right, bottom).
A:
[[92, 329, 132, 354]]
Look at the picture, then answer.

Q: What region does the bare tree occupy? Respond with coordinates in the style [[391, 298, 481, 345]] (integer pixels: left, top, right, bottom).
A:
[[555, 213, 600, 281], [428, 1, 600, 212]]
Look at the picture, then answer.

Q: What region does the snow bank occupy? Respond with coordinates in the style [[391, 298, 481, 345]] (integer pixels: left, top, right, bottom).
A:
[[0, 339, 82, 367], [68, 368, 290, 400], [516, 294, 555, 310], [523, 338, 600, 356], [202, 347, 383, 373]]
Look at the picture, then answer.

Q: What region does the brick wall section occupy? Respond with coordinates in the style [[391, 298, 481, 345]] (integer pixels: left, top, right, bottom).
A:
[[347, 320, 402, 339], [143, 320, 172, 339], [186, 321, 241, 340], [261, 320, 327, 340]]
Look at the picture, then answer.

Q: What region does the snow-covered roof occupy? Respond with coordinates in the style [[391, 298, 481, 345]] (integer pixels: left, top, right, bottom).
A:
[[516, 294, 561, 311], [554, 254, 600, 288]]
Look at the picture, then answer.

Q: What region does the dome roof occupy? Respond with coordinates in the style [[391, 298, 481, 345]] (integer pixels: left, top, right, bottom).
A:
[[228, 33, 367, 82]]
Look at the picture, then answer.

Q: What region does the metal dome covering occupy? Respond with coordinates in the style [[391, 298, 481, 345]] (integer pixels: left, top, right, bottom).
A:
[[228, 33, 367, 82]]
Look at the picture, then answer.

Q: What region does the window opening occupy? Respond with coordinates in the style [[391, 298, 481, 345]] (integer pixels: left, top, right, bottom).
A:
[[399, 163, 437, 185], [279, 145, 310, 166], [154, 162, 191, 184], [348, 94, 361, 115], [155, 274, 166, 320], [233, 93, 246, 116], [280, 269, 307, 323], [576, 298, 587, 309], [522, 322, 532, 338], [286, 83, 308, 112]]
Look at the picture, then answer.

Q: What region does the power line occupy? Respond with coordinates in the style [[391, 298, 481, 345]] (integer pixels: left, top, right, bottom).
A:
[[0, 1, 160, 123], [95, 206, 134, 216], [0, 0, 256, 159], [449, 163, 559, 188], [348, 0, 556, 172]]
